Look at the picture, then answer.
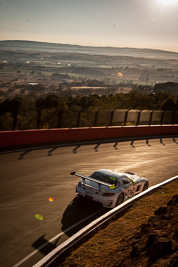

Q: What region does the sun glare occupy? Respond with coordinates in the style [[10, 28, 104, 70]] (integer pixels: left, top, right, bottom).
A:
[[158, 0, 177, 6]]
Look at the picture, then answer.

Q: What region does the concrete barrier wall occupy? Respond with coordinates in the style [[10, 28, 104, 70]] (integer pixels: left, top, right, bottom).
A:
[[0, 125, 178, 148]]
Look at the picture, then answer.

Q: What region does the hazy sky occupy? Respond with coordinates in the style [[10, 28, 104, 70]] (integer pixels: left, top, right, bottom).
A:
[[0, 0, 178, 52]]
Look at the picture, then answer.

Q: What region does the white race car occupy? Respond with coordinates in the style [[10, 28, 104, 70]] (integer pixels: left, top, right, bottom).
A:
[[70, 169, 149, 208]]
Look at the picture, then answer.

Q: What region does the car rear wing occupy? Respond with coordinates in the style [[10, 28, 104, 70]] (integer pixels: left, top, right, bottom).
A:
[[70, 172, 115, 190]]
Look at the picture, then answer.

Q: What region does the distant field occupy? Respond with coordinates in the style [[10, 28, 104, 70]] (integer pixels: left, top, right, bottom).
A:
[[0, 40, 178, 98]]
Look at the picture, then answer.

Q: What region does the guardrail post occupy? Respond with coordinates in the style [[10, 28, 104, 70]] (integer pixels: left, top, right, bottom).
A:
[[149, 110, 154, 126], [124, 110, 129, 126], [12, 111, 18, 130], [172, 111, 176, 125], [58, 110, 63, 128], [36, 109, 41, 129], [77, 110, 81, 127], [94, 110, 99, 127], [109, 110, 115, 126], [160, 110, 165, 125], [136, 110, 142, 126]]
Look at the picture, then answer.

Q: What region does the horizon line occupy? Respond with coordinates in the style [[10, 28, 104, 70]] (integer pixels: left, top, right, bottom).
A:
[[0, 39, 178, 54]]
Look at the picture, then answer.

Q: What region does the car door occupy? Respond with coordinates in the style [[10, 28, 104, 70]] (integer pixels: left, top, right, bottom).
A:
[[122, 176, 136, 198]]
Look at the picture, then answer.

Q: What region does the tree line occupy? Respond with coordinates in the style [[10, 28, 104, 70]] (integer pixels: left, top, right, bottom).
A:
[[0, 90, 177, 131]]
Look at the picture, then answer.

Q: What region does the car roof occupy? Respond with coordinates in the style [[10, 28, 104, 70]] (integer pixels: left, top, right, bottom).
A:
[[93, 169, 128, 180]]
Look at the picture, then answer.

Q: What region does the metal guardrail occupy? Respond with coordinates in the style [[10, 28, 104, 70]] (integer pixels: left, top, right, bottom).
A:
[[33, 175, 178, 267]]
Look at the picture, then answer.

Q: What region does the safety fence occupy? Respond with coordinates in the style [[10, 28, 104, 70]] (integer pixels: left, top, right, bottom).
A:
[[28, 109, 178, 129], [1, 109, 177, 131]]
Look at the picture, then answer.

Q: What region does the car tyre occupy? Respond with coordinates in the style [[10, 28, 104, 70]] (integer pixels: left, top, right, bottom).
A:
[[116, 193, 124, 206], [79, 195, 84, 198], [143, 181, 149, 191]]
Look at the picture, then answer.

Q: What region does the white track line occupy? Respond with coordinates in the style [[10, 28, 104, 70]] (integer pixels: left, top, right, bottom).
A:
[[13, 209, 103, 267]]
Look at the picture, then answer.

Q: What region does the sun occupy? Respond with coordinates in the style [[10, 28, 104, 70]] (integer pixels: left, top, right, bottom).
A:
[[158, 0, 177, 5]]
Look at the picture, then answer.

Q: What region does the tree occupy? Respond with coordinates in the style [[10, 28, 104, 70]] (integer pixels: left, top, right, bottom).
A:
[[161, 97, 176, 111], [0, 96, 24, 129]]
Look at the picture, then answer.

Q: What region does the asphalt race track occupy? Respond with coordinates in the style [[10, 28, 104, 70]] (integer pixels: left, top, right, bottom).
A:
[[0, 138, 178, 266]]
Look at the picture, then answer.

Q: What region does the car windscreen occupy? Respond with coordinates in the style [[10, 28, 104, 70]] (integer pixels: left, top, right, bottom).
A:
[[90, 172, 118, 186]]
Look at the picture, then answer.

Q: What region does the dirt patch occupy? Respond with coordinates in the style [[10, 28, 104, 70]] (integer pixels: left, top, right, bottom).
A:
[[58, 179, 178, 267]]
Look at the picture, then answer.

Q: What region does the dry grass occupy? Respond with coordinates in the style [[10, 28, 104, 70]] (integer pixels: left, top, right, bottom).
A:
[[60, 179, 178, 267]]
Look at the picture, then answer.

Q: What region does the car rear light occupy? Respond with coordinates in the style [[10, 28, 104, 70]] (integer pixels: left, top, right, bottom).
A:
[[102, 192, 115, 197]]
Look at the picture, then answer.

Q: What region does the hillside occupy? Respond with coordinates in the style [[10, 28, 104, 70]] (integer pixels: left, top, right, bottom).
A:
[[1, 40, 178, 99], [0, 40, 178, 60]]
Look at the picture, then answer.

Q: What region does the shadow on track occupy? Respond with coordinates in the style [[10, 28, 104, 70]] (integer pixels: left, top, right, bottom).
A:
[[32, 234, 58, 256], [31, 197, 106, 257], [61, 196, 107, 237]]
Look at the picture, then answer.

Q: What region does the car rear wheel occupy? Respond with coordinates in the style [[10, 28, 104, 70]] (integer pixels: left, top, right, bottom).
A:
[[77, 193, 84, 198], [143, 181, 149, 191], [116, 193, 124, 206]]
